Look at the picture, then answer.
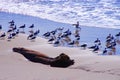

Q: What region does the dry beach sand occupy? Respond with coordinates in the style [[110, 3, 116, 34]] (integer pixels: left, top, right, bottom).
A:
[[0, 33, 120, 80]]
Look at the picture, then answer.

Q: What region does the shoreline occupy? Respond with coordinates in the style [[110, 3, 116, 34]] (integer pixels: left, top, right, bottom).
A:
[[0, 12, 120, 55]]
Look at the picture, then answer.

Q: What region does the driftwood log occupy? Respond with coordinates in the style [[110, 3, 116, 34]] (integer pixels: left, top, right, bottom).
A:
[[13, 47, 74, 68]]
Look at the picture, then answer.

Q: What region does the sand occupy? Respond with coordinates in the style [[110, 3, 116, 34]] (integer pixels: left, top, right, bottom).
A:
[[0, 33, 120, 80]]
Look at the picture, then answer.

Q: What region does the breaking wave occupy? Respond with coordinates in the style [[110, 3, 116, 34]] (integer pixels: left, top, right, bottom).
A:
[[0, 0, 120, 29]]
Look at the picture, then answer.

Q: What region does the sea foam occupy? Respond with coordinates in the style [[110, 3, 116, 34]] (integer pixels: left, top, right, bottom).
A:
[[0, 0, 120, 29]]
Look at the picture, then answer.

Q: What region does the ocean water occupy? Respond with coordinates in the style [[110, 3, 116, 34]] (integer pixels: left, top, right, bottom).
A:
[[0, 12, 120, 55], [0, 0, 120, 29]]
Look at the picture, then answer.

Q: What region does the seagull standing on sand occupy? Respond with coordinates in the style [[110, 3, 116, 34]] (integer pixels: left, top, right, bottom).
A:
[[111, 39, 116, 47], [29, 24, 34, 28], [7, 29, 13, 33], [12, 25, 17, 32], [72, 21, 80, 28], [54, 40, 60, 45], [93, 45, 99, 52], [53, 37, 61, 46], [107, 44, 113, 49], [115, 32, 120, 37], [94, 38, 100, 43], [7, 34, 12, 41], [30, 36, 36, 42], [88, 44, 97, 49], [48, 36, 55, 44], [27, 34, 34, 40], [68, 40, 75, 46], [103, 48, 107, 55], [94, 38, 101, 47], [73, 21, 81, 36], [19, 24, 25, 28], [115, 32, 120, 40], [19, 24, 26, 33], [43, 32, 51, 38], [16, 29, 19, 35], [80, 43, 87, 49], [54, 39, 60, 46], [29, 24, 34, 33], [106, 34, 112, 39], [11, 32, 16, 39], [9, 20, 15, 27], [0, 32, 6, 40], [34, 29, 40, 36], [9, 20, 14, 24]]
